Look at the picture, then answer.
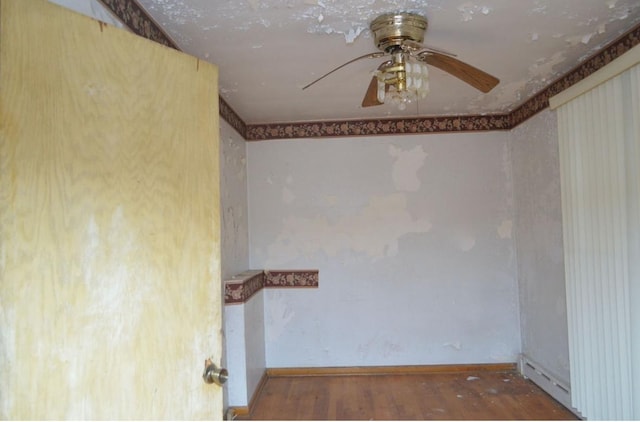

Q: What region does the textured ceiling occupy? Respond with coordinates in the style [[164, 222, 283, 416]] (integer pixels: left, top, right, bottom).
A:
[[52, 0, 640, 128], [133, 0, 640, 125]]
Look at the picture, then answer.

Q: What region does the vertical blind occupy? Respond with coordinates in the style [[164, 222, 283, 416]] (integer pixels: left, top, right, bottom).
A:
[[551, 54, 640, 420]]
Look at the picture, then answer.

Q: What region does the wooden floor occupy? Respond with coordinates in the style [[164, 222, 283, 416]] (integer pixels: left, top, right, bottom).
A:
[[243, 370, 577, 420]]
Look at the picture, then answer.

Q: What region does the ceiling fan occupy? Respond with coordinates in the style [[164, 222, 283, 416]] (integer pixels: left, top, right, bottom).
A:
[[302, 12, 500, 110]]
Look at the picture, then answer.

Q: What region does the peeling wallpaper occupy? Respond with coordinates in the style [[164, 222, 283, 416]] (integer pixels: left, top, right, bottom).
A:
[[247, 132, 520, 367]]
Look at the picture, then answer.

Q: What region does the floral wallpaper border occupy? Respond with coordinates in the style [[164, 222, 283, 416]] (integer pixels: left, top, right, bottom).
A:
[[224, 271, 265, 305], [219, 98, 248, 139], [245, 114, 511, 140], [100, 0, 640, 139], [98, 0, 177, 49], [264, 270, 319, 288], [224, 270, 319, 305]]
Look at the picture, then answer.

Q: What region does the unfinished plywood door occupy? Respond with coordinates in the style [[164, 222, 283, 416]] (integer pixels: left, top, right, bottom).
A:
[[0, 0, 223, 419]]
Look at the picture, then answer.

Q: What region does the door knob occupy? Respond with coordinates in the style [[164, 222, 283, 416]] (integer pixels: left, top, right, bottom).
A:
[[202, 358, 228, 386]]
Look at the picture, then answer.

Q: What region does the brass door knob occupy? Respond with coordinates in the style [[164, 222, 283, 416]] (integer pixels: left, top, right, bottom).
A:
[[202, 358, 228, 386]]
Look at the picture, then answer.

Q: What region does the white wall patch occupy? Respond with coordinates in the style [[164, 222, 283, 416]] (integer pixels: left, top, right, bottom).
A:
[[389, 145, 427, 192], [452, 232, 476, 252], [265, 192, 432, 265], [282, 187, 295, 204], [497, 219, 513, 239]]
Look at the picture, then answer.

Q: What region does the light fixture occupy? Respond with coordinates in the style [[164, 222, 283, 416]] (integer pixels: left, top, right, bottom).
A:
[[302, 12, 500, 110], [370, 14, 431, 110], [374, 47, 430, 110]]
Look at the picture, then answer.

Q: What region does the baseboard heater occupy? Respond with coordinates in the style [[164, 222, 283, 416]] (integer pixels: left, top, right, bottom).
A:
[[518, 354, 580, 418]]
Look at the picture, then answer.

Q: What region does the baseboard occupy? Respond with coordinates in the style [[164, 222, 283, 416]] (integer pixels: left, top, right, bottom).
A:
[[266, 362, 516, 377], [228, 370, 268, 420], [518, 354, 581, 418]]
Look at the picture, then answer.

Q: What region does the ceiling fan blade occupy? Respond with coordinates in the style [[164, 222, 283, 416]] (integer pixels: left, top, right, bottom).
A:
[[403, 39, 457, 57], [419, 51, 499, 93], [302, 52, 385, 90], [362, 76, 383, 107]]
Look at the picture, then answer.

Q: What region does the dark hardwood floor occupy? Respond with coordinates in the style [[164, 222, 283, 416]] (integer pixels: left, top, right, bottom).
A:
[[242, 370, 577, 420]]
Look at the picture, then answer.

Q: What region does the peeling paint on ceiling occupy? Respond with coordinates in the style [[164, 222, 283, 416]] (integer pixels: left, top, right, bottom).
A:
[[56, 0, 640, 124]]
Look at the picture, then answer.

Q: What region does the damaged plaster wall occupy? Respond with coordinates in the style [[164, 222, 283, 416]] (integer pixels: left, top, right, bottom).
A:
[[511, 109, 570, 384], [220, 119, 264, 408], [247, 132, 520, 368], [220, 120, 250, 280]]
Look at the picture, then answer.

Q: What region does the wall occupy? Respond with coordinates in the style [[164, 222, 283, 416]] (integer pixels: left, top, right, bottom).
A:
[[220, 120, 250, 280], [247, 132, 520, 368], [225, 290, 266, 407], [220, 119, 265, 408], [511, 109, 570, 384]]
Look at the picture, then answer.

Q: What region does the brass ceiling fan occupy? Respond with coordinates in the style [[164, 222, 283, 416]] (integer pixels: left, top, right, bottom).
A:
[[302, 12, 500, 110]]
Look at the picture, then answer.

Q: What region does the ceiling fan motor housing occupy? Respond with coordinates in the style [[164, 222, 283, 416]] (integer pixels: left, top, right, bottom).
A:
[[370, 12, 428, 52]]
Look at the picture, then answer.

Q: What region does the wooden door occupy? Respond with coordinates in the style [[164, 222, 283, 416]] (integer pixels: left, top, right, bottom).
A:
[[0, 0, 223, 419]]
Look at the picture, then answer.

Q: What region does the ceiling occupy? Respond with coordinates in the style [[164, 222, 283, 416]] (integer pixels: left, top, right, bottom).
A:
[[53, 0, 640, 127], [129, 0, 640, 125]]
